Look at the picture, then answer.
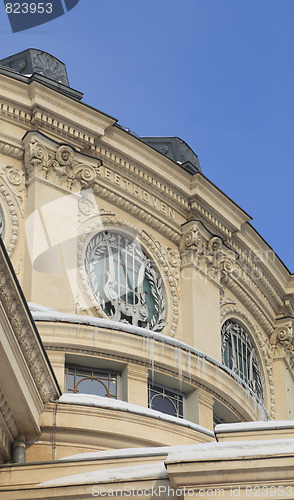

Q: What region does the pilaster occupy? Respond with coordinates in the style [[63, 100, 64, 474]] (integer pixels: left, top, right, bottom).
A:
[[180, 220, 236, 361], [123, 363, 148, 407]]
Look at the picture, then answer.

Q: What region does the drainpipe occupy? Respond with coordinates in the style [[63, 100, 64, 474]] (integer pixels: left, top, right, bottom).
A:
[[12, 434, 26, 463]]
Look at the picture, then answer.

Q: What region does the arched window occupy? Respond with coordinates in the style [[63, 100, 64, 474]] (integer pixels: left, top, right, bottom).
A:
[[85, 231, 166, 330], [221, 320, 264, 401]]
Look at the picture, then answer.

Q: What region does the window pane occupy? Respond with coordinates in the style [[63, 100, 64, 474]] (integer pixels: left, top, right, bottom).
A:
[[221, 320, 263, 401], [151, 394, 176, 416], [65, 366, 118, 399], [148, 382, 184, 419], [85, 232, 166, 330]]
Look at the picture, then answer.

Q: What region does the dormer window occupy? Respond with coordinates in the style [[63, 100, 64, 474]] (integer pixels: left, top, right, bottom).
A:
[[85, 232, 166, 331]]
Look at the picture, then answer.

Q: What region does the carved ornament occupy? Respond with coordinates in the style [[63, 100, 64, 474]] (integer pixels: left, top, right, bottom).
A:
[[78, 215, 179, 337], [180, 220, 237, 285], [0, 178, 21, 256], [0, 258, 60, 404], [270, 318, 294, 368], [23, 132, 102, 193]]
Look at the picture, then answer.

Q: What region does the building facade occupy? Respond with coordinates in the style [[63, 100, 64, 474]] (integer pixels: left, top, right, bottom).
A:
[[0, 49, 294, 499]]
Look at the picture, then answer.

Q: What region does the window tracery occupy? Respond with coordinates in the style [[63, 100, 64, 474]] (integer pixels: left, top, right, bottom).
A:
[[148, 381, 184, 418], [85, 231, 166, 330], [221, 320, 264, 401]]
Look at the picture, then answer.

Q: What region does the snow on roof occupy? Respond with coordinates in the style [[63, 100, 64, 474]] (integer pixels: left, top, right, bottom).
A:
[[38, 462, 167, 487], [59, 445, 172, 462], [30, 305, 269, 418], [166, 438, 294, 462], [59, 393, 214, 437], [216, 420, 294, 434]]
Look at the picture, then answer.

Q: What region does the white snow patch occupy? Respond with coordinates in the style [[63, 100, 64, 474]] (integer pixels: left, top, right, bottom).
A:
[[31, 308, 269, 419], [59, 393, 214, 437], [29, 302, 58, 312], [59, 446, 171, 462], [38, 462, 167, 487], [167, 438, 294, 462], [216, 420, 294, 434]]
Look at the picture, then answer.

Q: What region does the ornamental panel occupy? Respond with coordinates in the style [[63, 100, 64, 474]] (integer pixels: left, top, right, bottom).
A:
[[85, 231, 166, 331]]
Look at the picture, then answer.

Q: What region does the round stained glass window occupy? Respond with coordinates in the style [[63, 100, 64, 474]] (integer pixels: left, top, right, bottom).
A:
[[85, 232, 166, 331]]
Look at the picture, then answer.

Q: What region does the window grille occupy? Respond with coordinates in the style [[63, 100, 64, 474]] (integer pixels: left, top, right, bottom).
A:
[[221, 320, 264, 401], [65, 365, 118, 399], [148, 381, 184, 418], [85, 232, 166, 330]]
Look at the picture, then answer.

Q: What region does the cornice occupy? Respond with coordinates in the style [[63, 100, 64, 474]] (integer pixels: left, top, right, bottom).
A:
[[188, 198, 232, 239], [44, 345, 246, 423], [222, 273, 274, 335], [0, 244, 60, 404], [92, 184, 182, 244], [228, 239, 284, 310], [95, 144, 190, 213], [0, 139, 24, 160], [0, 102, 31, 125]]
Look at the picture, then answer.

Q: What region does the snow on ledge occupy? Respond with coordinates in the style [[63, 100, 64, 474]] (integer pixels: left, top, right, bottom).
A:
[[215, 420, 294, 434], [166, 438, 294, 462], [28, 302, 58, 312], [59, 445, 172, 462], [38, 462, 167, 487], [59, 393, 214, 437], [30, 306, 269, 419]]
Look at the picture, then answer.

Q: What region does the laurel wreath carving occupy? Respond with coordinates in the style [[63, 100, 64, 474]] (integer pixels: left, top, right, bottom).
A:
[[85, 232, 166, 331]]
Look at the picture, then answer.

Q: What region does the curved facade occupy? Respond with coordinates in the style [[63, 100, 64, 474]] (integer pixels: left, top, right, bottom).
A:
[[0, 49, 294, 498]]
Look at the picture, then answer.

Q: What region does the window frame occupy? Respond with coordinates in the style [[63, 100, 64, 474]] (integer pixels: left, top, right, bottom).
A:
[[221, 319, 264, 401], [65, 364, 121, 399], [148, 380, 185, 419], [84, 230, 166, 330]]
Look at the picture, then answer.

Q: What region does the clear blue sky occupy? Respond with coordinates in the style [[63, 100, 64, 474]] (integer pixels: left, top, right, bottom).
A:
[[0, 0, 293, 270]]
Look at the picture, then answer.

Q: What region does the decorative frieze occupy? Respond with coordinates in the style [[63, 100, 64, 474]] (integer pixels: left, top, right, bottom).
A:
[[0, 256, 60, 403], [0, 177, 20, 256], [95, 145, 190, 211], [0, 103, 31, 124], [0, 387, 18, 440], [0, 140, 24, 160], [189, 199, 232, 239]]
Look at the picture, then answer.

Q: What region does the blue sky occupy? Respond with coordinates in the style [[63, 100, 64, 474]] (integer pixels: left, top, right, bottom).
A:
[[0, 0, 293, 270]]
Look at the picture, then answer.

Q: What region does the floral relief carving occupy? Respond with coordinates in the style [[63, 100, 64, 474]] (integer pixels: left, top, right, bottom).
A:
[[180, 221, 237, 284], [1, 166, 25, 216], [23, 132, 102, 192], [0, 260, 60, 404], [270, 318, 294, 367], [0, 180, 20, 256]]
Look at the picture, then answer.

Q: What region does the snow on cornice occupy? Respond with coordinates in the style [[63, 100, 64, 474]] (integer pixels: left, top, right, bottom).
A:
[[59, 393, 214, 437], [216, 420, 294, 433], [38, 462, 167, 487], [30, 304, 269, 419], [166, 438, 294, 462]]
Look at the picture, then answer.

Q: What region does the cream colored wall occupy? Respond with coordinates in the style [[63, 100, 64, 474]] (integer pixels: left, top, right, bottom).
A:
[[0, 70, 294, 448]]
